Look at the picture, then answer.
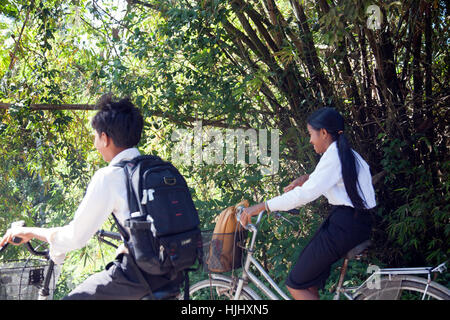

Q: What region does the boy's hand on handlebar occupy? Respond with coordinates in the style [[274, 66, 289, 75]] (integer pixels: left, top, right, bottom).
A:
[[283, 174, 309, 193], [0, 227, 32, 247]]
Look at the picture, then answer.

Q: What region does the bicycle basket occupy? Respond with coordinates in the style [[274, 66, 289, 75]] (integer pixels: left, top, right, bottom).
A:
[[202, 230, 247, 273], [0, 259, 60, 300]]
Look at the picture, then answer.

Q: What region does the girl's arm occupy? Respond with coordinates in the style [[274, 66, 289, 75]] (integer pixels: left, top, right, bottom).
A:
[[240, 174, 310, 226], [283, 175, 309, 192]]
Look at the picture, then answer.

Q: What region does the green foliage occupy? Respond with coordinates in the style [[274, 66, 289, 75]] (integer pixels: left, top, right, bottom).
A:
[[0, 0, 448, 299], [378, 134, 449, 266]]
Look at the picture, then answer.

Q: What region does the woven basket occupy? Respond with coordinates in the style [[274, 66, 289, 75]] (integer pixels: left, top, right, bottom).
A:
[[202, 230, 247, 273], [0, 259, 60, 300]]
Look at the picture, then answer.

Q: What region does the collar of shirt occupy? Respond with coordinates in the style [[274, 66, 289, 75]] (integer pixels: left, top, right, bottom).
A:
[[109, 147, 141, 166], [324, 141, 337, 155]]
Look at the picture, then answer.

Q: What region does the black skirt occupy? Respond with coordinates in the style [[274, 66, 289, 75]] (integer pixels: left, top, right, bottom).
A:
[[286, 205, 373, 290]]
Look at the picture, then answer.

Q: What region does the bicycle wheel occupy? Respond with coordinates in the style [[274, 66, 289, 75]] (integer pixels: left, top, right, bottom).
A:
[[187, 278, 257, 300], [355, 275, 450, 300]]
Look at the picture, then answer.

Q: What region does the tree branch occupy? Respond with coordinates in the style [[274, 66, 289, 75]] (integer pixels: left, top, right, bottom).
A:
[[126, 0, 166, 12], [8, 3, 32, 72], [0, 102, 234, 129], [0, 102, 96, 110]]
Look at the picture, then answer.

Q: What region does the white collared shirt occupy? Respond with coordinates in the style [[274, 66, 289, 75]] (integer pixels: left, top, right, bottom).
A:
[[267, 142, 376, 212], [47, 148, 140, 264]]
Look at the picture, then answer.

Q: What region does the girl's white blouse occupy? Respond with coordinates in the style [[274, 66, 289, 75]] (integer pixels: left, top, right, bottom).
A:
[[267, 142, 376, 212]]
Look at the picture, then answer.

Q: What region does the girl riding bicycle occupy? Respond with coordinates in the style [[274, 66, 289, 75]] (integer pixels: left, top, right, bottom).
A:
[[240, 107, 376, 300]]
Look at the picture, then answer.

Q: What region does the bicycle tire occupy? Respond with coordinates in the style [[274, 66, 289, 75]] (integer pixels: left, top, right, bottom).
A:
[[355, 275, 450, 300], [186, 278, 257, 300]]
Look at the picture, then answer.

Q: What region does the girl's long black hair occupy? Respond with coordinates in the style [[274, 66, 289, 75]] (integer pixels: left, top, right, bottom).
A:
[[307, 107, 366, 209]]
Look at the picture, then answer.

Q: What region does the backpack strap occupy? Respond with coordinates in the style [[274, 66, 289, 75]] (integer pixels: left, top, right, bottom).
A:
[[110, 159, 134, 242], [184, 270, 190, 300], [115, 155, 166, 216], [111, 212, 129, 242]]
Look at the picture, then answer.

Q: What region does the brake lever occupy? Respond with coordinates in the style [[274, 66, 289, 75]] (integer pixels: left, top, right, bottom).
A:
[[273, 212, 295, 226], [235, 206, 247, 230]]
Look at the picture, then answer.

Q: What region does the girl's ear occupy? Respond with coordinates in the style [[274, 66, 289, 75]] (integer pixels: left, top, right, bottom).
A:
[[320, 128, 329, 139]]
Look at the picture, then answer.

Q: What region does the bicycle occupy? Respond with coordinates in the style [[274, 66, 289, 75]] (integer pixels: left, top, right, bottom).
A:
[[0, 222, 60, 300], [0, 223, 180, 300], [188, 208, 450, 300]]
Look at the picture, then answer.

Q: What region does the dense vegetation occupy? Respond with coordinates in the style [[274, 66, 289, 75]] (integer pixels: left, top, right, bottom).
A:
[[0, 0, 448, 298]]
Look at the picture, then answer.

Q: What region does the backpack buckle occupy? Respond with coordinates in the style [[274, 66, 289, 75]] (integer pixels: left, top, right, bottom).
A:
[[164, 177, 177, 185]]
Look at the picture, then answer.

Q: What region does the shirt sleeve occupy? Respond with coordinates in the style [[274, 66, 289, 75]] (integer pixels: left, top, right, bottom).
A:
[[47, 169, 116, 264], [267, 149, 342, 212]]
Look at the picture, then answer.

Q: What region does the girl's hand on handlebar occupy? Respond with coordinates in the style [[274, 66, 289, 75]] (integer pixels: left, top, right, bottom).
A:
[[239, 208, 251, 228], [283, 174, 309, 193], [239, 203, 265, 228]]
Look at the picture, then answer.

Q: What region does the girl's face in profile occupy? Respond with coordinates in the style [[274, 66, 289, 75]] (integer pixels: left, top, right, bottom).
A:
[[307, 123, 332, 154]]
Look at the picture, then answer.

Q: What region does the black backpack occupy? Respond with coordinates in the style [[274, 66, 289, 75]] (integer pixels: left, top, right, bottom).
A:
[[112, 155, 202, 287]]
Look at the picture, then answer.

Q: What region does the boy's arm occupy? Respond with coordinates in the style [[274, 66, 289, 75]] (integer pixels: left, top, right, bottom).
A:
[[0, 226, 52, 247]]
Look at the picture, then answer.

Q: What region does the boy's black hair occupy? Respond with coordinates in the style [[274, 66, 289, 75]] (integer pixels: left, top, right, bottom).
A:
[[91, 94, 143, 148]]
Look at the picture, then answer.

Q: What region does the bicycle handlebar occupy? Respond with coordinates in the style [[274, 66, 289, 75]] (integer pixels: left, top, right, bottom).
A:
[[96, 229, 122, 249], [236, 206, 262, 232], [0, 238, 49, 257], [96, 229, 121, 241], [236, 206, 299, 231], [1, 226, 122, 254]]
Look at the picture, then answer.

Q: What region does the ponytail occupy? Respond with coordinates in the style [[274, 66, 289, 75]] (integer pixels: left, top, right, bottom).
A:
[[307, 107, 366, 210], [336, 133, 366, 209]]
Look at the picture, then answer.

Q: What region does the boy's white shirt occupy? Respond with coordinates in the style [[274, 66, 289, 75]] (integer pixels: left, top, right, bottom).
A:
[[267, 142, 376, 212], [46, 148, 140, 264]]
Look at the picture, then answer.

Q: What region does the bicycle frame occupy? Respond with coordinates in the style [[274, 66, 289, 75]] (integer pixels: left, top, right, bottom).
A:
[[233, 209, 291, 300], [339, 262, 448, 300], [229, 209, 448, 301]]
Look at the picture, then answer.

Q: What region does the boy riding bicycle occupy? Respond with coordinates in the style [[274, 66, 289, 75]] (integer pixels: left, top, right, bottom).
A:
[[0, 94, 184, 299]]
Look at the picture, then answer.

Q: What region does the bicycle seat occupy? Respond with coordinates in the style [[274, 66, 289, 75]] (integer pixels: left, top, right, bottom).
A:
[[345, 240, 371, 260], [142, 282, 180, 300]]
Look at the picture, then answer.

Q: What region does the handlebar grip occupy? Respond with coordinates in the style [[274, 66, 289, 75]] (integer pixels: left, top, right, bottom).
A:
[[0, 243, 8, 253], [0, 235, 23, 254], [12, 236, 23, 244], [0, 237, 21, 254], [97, 230, 122, 241]]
